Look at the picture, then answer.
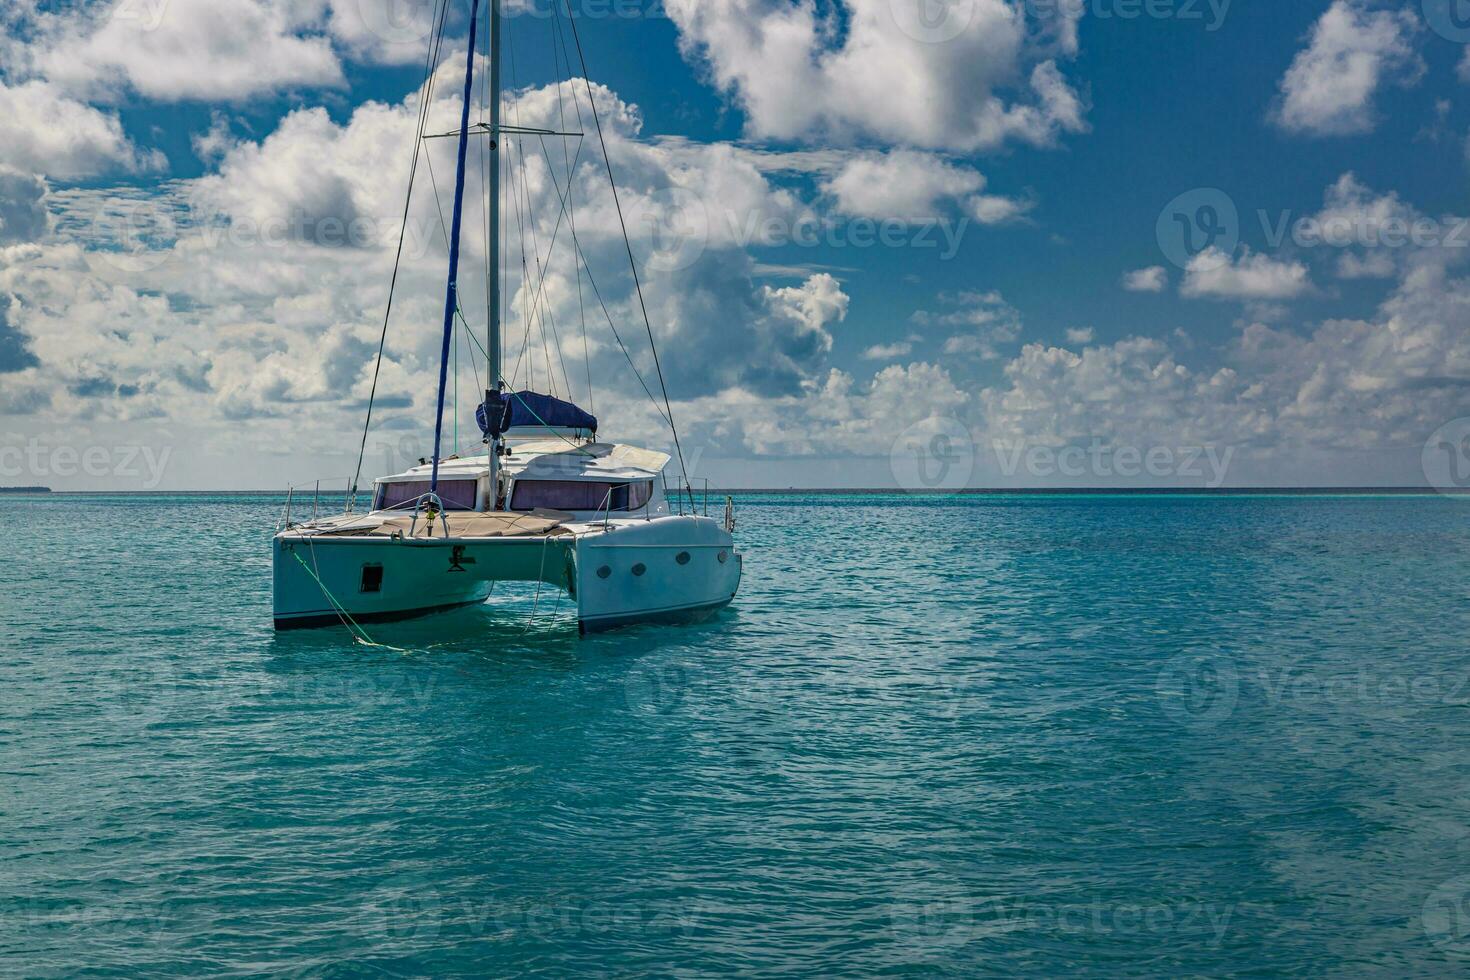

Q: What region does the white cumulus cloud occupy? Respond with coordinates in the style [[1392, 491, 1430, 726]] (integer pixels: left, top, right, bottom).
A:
[[1273, 0, 1422, 137], [1122, 266, 1168, 292], [663, 0, 1087, 152], [0, 80, 164, 178], [1182, 248, 1312, 301]]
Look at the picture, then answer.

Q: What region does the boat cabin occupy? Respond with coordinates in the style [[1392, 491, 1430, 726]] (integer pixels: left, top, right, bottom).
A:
[[370, 440, 671, 521]]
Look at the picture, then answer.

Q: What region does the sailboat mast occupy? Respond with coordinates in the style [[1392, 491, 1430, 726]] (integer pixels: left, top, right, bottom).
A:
[[429, 0, 482, 495], [487, 0, 502, 504]]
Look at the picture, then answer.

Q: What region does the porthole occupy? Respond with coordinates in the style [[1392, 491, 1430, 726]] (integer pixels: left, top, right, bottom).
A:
[[632, 563, 647, 577], [360, 564, 384, 593], [717, 550, 729, 564], [597, 565, 612, 579], [676, 551, 691, 565]]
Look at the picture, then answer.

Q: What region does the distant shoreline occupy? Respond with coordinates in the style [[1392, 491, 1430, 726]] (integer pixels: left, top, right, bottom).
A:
[[13, 487, 1468, 496]]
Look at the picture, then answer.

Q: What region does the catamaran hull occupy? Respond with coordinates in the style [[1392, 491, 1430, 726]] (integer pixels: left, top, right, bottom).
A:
[[573, 517, 742, 633], [272, 516, 740, 634]]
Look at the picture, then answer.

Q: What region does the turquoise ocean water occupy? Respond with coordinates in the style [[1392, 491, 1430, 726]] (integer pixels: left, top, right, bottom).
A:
[[4, 491, 1470, 975]]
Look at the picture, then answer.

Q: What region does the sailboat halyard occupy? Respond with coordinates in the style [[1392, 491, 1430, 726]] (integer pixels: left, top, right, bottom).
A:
[[272, 0, 742, 634]]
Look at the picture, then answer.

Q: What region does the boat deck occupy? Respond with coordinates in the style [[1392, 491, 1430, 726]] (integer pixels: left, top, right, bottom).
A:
[[295, 510, 575, 540]]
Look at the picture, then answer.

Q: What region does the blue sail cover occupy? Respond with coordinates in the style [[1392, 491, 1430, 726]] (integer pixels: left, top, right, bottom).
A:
[[478, 390, 598, 435]]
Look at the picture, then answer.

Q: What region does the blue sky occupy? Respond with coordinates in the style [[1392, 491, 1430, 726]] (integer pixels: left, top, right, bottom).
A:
[[2, 1, 1470, 489]]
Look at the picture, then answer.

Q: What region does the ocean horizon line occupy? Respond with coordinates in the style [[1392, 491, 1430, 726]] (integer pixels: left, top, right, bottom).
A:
[[7, 486, 1468, 496]]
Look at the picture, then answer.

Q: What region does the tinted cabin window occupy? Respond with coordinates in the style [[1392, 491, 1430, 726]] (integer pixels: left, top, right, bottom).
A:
[[374, 479, 478, 511], [511, 480, 655, 512]]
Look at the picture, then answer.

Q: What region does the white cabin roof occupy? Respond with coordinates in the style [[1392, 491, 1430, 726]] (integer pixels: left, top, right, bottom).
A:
[[375, 442, 669, 485], [503, 441, 669, 482]]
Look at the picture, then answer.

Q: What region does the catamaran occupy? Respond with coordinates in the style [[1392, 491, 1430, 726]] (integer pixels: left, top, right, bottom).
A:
[[271, 0, 741, 634]]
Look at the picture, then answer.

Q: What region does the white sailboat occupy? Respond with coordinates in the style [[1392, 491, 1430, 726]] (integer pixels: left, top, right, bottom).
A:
[[271, 0, 741, 634]]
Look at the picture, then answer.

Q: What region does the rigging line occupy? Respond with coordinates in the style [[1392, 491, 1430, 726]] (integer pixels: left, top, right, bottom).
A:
[[478, 0, 494, 394], [502, 23, 568, 401], [568, 229, 673, 429], [531, 142, 576, 403], [519, 133, 582, 397], [456, 306, 484, 398], [350, 0, 452, 507], [453, 297, 459, 454], [554, 76, 594, 414], [548, 9, 594, 414], [530, 61, 666, 426], [513, 124, 562, 398], [514, 134, 583, 350], [502, 13, 532, 391], [422, 139, 454, 251], [507, 136, 538, 390], [564, 2, 695, 504]]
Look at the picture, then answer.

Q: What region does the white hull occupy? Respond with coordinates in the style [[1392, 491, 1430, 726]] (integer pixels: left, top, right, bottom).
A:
[[273, 515, 741, 634]]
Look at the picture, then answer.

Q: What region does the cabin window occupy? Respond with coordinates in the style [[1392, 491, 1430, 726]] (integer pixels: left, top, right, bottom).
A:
[[373, 479, 478, 512], [360, 564, 384, 593], [510, 480, 655, 512]]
